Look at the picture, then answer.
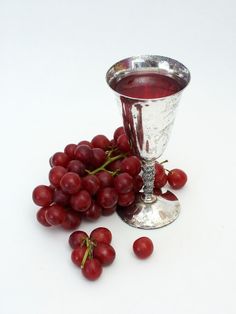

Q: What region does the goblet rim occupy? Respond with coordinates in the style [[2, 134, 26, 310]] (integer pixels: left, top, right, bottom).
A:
[[106, 54, 191, 101]]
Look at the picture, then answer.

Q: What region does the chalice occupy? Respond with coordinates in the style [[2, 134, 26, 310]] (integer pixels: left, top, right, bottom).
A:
[[106, 55, 190, 229]]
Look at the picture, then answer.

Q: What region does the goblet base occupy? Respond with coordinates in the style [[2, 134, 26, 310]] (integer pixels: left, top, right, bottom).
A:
[[116, 189, 180, 229]]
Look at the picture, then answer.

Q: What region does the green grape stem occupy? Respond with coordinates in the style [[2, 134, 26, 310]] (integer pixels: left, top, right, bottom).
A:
[[80, 238, 97, 269], [160, 159, 168, 165], [80, 246, 90, 269], [86, 153, 126, 175]]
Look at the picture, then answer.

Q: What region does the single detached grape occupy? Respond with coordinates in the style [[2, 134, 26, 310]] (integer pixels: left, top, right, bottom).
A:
[[82, 258, 102, 281], [133, 237, 154, 259], [167, 169, 187, 189], [93, 243, 116, 266], [90, 227, 112, 245], [32, 185, 53, 206]]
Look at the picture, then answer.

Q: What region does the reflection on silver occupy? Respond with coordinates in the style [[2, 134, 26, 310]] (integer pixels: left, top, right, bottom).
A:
[[106, 55, 190, 229], [117, 190, 180, 229]]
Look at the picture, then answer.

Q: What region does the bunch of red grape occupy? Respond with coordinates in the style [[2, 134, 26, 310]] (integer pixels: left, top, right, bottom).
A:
[[32, 126, 187, 230], [69, 227, 115, 281]]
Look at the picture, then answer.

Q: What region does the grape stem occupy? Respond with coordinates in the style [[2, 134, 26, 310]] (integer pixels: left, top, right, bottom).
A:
[[80, 238, 96, 269], [86, 153, 126, 175], [80, 246, 90, 269], [160, 159, 168, 165]]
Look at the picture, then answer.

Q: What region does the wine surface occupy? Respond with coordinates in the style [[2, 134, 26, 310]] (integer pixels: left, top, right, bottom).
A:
[[114, 72, 183, 99]]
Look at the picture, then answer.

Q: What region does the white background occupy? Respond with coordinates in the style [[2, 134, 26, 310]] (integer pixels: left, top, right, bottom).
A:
[[0, 0, 236, 313]]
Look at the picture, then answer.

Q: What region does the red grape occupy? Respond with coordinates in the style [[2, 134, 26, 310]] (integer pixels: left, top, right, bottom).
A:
[[120, 156, 141, 176], [116, 134, 131, 153], [69, 230, 88, 249], [67, 160, 86, 176], [49, 166, 67, 188], [113, 126, 125, 142], [91, 134, 110, 150], [118, 191, 135, 206], [32, 185, 53, 206], [78, 140, 93, 148], [75, 145, 93, 164], [51, 152, 69, 167], [60, 172, 81, 194], [83, 201, 102, 221], [53, 189, 70, 206], [45, 204, 66, 226], [167, 169, 187, 189], [90, 227, 112, 244], [70, 190, 92, 212], [61, 210, 81, 230], [97, 187, 118, 208], [96, 171, 114, 188], [91, 148, 106, 168], [109, 139, 116, 148], [82, 258, 102, 281], [133, 237, 154, 259], [154, 163, 168, 188], [82, 175, 100, 195], [64, 144, 77, 159], [71, 246, 87, 267], [93, 243, 116, 266], [101, 205, 117, 216], [36, 207, 51, 227], [106, 159, 122, 172], [114, 172, 133, 194], [133, 175, 143, 193]]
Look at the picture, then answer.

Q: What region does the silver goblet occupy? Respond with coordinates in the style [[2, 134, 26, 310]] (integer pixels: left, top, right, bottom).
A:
[[106, 55, 190, 229]]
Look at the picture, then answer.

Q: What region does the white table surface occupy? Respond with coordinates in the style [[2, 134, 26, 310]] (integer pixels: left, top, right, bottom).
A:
[[1, 1, 236, 313]]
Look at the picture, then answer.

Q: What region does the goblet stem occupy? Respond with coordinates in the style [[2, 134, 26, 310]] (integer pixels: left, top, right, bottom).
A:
[[142, 161, 157, 204]]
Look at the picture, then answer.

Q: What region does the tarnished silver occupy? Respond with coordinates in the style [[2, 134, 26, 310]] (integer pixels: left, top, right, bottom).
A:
[[106, 55, 190, 229]]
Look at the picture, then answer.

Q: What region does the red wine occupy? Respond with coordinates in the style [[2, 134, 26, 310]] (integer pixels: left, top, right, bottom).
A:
[[114, 72, 183, 99]]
